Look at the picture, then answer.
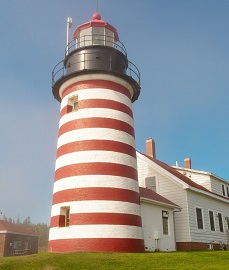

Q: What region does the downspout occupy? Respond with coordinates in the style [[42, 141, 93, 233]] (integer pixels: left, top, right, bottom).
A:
[[173, 208, 182, 251]]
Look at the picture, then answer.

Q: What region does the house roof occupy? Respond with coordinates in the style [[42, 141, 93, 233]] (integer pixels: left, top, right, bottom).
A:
[[173, 165, 229, 184], [0, 220, 38, 236], [140, 152, 229, 202], [139, 187, 180, 209]]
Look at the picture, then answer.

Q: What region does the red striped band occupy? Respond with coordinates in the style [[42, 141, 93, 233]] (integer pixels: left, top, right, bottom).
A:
[[50, 213, 142, 228], [56, 140, 136, 159], [48, 238, 145, 252], [54, 162, 138, 182], [52, 187, 140, 205], [60, 99, 133, 119], [58, 118, 135, 138], [62, 80, 131, 100]]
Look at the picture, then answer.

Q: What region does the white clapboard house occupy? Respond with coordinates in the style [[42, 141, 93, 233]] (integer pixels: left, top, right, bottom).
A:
[[138, 138, 229, 251]]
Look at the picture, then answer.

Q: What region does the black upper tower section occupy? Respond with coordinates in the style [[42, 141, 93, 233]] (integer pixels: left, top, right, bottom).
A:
[[52, 13, 141, 102]]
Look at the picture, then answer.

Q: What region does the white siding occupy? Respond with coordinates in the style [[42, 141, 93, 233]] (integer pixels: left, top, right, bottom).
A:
[[187, 189, 229, 245], [176, 169, 212, 191], [137, 157, 155, 187], [137, 153, 229, 248], [157, 174, 190, 243], [141, 202, 176, 251], [137, 155, 191, 243], [210, 175, 229, 198]]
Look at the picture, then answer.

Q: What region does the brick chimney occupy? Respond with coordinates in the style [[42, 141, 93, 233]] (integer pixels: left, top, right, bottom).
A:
[[146, 138, 156, 158], [184, 158, 191, 169]]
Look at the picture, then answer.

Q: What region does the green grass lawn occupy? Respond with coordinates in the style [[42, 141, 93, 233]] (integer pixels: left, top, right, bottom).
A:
[[0, 251, 228, 270]]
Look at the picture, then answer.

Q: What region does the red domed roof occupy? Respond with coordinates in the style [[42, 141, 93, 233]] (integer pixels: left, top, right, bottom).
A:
[[72, 13, 119, 41], [92, 12, 101, 20]]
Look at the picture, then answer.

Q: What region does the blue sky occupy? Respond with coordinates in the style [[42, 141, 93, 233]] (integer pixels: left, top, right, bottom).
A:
[[0, 0, 228, 224]]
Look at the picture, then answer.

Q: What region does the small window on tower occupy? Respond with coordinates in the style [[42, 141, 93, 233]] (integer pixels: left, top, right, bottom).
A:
[[67, 95, 78, 113], [59, 206, 70, 227]]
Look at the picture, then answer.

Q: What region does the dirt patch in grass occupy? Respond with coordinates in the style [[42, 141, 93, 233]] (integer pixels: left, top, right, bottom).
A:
[[41, 267, 58, 270]]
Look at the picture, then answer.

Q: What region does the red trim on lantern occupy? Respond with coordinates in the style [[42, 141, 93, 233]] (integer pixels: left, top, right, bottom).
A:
[[72, 19, 119, 41]]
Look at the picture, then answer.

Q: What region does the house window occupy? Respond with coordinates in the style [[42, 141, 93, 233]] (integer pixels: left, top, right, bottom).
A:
[[209, 211, 215, 231], [13, 241, 22, 250], [13, 241, 18, 250], [67, 95, 78, 113], [227, 187, 229, 197], [222, 185, 225, 196], [59, 207, 70, 227], [162, 211, 169, 235], [226, 218, 229, 230], [196, 208, 203, 230], [218, 213, 224, 232], [25, 241, 29, 249], [145, 176, 157, 192]]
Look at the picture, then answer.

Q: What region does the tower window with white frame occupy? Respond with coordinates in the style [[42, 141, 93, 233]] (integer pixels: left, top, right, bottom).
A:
[[145, 176, 157, 192], [59, 206, 70, 227], [67, 95, 78, 113]]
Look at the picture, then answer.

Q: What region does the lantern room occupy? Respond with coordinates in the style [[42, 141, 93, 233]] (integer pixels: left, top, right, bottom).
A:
[[52, 13, 141, 103], [72, 13, 119, 48]]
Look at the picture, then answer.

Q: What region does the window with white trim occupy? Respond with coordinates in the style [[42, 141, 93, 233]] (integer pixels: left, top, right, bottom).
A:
[[67, 95, 78, 113], [226, 218, 229, 229], [222, 184, 225, 196], [59, 206, 70, 227], [218, 213, 224, 232], [196, 208, 204, 230], [209, 211, 215, 231], [162, 211, 169, 235], [145, 176, 157, 192]]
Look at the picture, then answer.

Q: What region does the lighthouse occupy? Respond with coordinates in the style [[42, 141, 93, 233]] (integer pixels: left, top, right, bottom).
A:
[[48, 13, 144, 253]]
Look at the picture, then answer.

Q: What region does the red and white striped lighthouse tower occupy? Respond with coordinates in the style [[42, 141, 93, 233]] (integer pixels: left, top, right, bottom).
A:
[[48, 13, 144, 253]]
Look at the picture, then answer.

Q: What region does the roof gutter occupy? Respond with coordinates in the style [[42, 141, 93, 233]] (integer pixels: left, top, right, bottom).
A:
[[140, 197, 181, 210]]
